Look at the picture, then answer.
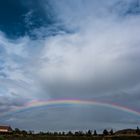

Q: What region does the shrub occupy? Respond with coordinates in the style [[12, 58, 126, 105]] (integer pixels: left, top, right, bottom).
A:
[[0, 136, 4, 140]]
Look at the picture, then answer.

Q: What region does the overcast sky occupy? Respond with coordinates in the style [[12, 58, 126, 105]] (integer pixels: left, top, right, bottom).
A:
[[0, 0, 140, 132]]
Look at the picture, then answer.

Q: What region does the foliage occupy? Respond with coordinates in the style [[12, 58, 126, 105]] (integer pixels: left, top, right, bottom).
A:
[[86, 130, 92, 136], [103, 129, 109, 135], [0, 136, 4, 140], [14, 128, 20, 133], [110, 129, 114, 135], [136, 126, 140, 134], [93, 130, 97, 136]]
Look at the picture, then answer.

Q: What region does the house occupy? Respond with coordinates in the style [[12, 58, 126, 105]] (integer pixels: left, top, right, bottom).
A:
[[0, 125, 12, 133]]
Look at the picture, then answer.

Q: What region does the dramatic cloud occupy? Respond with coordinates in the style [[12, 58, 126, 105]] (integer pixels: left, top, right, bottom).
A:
[[0, 0, 140, 131], [38, 0, 140, 103]]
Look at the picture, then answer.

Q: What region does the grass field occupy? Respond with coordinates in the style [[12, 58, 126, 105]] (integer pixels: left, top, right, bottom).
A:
[[1, 135, 140, 140]]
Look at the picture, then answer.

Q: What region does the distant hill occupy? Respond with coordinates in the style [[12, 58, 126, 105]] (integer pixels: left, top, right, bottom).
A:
[[115, 129, 137, 135]]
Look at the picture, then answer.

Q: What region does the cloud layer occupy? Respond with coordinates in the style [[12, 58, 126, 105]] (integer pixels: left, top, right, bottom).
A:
[[0, 0, 140, 131]]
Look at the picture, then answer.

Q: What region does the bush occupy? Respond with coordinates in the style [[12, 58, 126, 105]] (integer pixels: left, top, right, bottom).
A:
[[0, 136, 4, 140]]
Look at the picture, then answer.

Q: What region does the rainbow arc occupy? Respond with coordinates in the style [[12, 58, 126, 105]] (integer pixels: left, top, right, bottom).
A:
[[1, 99, 140, 117]]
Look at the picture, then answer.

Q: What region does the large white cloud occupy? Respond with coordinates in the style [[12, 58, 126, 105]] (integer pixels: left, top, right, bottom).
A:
[[37, 0, 140, 101]]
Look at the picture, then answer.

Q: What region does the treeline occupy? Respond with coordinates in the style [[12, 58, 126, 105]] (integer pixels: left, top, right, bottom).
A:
[[38, 130, 98, 136], [6, 126, 140, 136], [12, 128, 112, 136], [12, 128, 113, 136]]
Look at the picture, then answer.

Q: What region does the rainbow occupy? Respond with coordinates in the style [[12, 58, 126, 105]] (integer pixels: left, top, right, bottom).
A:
[[2, 99, 139, 117]]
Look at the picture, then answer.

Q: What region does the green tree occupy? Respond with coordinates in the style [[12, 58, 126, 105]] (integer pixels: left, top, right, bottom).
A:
[[62, 132, 65, 136], [67, 131, 73, 136], [21, 130, 28, 136], [93, 130, 97, 136], [14, 128, 21, 134], [136, 126, 140, 135], [110, 129, 114, 135], [87, 130, 92, 136], [28, 130, 34, 135], [75, 131, 84, 136], [103, 129, 109, 135], [58, 132, 62, 136]]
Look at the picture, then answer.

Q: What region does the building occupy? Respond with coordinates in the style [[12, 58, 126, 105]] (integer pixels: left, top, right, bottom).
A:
[[0, 125, 12, 133]]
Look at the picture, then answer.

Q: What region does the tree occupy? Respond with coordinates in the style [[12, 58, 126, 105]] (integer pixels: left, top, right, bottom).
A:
[[79, 131, 84, 136], [54, 132, 58, 136], [14, 128, 21, 134], [62, 132, 65, 136], [58, 132, 62, 136], [93, 130, 97, 136], [67, 131, 73, 136], [74, 131, 79, 136], [87, 130, 92, 136], [21, 130, 27, 136], [103, 129, 109, 135], [28, 130, 34, 135], [136, 126, 140, 135], [39, 131, 45, 135], [110, 129, 113, 135], [74, 131, 83, 136]]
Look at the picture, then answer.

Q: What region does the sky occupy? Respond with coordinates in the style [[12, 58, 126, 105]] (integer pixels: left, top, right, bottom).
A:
[[0, 0, 140, 132]]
